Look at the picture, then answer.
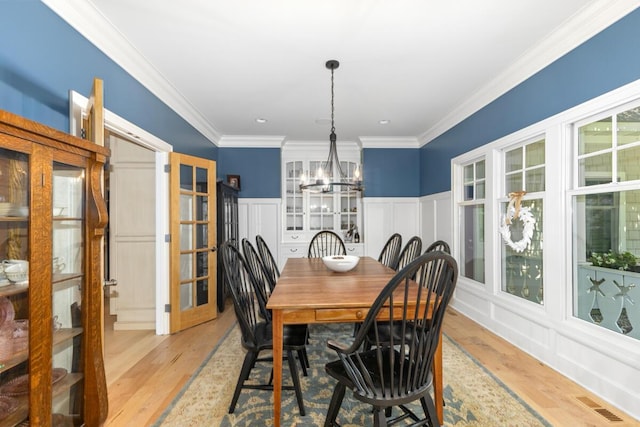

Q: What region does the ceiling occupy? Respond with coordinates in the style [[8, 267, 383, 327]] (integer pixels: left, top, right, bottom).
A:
[[46, 0, 636, 146]]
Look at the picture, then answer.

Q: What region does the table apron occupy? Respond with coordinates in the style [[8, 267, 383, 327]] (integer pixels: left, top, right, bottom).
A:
[[280, 307, 371, 323]]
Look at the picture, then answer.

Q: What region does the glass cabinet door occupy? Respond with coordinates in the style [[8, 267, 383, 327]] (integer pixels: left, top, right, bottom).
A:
[[285, 161, 303, 231], [0, 147, 30, 425], [51, 162, 85, 424]]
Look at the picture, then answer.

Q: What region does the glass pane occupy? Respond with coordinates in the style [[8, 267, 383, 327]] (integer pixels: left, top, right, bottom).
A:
[[505, 173, 523, 194], [476, 181, 485, 199], [526, 139, 545, 167], [579, 153, 612, 186], [460, 205, 484, 283], [196, 251, 208, 277], [617, 145, 640, 182], [52, 162, 85, 419], [579, 117, 612, 155], [196, 195, 208, 221], [505, 147, 522, 172], [180, 253, 193, 281], [476, 160, 485, 179], [180, 164, 193, 190], [196, 278, 208, 306], [180, 194, 193, 220], [180, 224, 193, 251], [617, 107, 640, 146], [501, 199, 543, 304], [180, 283, 193, 310], [53, 220, 83, 274], [464, 184, 474, 201], [525, 167, 545, 192], [195, 167, 208, 192], [196, 224, 208, 249], [573, 189, 640, 340], [464, 164, 474, 182]]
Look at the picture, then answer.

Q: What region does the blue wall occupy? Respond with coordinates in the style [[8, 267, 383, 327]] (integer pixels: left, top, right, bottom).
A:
[[218, 148, 281, 198], [421, 8, 640, 196], [0, 1, 217, 160], [363, 148, 420, 197]]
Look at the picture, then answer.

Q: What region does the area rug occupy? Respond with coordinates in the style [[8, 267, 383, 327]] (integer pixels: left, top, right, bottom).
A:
[[153, 323, 551, 426]]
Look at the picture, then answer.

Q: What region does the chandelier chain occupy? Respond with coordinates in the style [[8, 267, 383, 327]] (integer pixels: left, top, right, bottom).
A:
[[330, 66, 335, 134]]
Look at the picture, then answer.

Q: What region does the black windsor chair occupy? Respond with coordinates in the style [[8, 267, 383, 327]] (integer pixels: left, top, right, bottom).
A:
[[424, 240, 450, 255], [308, 230, 347, 258], [324, 251, 458, 427], [255, 234, 281, 291], [241, 238, 309, 372], [378, 233, 403, 269], [394, 236, 423, 271], [364, 238, 453, 349], [220, 241, 308, 415]]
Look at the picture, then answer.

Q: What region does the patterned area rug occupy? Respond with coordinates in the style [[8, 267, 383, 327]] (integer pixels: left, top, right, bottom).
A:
[[153, 323, 551, 426]]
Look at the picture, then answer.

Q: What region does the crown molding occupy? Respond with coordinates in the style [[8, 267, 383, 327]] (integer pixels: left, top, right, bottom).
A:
[[419, 0, 640, 146], [217, 135, 285, 148], [42, 0, 222, 144], [359, 137, 420, 149]]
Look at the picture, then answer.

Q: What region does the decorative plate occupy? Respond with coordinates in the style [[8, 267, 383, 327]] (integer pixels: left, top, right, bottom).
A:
[[0, 298, 15, 329], [0, 395, 18, 420], [0, 368, 68, 396]]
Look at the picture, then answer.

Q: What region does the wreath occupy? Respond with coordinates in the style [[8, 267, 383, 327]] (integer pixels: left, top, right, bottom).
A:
[[499, 191, 535, 253]]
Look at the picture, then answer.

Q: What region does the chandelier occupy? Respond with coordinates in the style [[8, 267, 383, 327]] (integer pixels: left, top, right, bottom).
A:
[[299, 60, 363, 193]]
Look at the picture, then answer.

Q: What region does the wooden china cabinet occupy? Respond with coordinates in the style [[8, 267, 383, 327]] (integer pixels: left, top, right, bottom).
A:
[[0, 110, 109, 426]]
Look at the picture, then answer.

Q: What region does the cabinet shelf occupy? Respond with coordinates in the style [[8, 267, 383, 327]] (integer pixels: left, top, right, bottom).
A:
[[53, 274, 83, 292], [0, 372, 84, 426], [0, 283, 28, 298], [0, 328, 82, 375]]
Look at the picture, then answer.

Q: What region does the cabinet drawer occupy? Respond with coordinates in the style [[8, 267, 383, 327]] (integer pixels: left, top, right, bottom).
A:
[[316, 308, 370, 322], [282, 233, 307, 243], [279, 243, 308, 268], [345, 243, 364, 256]]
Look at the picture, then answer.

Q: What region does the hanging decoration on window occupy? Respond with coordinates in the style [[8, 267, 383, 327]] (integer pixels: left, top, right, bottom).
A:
[[500, 191, 535, 253]]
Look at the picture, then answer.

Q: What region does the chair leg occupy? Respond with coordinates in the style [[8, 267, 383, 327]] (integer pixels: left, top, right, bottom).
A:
[[228, 350, 258, 413], [420, 395, 440, 427], [373, 407, 388, 427], [324, 382, 346, 427], [286, 349, 306, 416], [297, 349, 308, 376]]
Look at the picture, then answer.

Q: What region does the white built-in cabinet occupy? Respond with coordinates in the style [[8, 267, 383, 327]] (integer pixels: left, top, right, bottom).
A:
[[281, 142, 364, 266]]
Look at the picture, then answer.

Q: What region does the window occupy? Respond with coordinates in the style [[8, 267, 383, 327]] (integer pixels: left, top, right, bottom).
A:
[[572, 104, 640, 339], [459, 159, 485, 283], [500, 139, 545, 304]]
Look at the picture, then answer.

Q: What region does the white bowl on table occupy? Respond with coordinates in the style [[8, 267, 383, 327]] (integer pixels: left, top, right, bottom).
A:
[[322, 255, 360, 272]]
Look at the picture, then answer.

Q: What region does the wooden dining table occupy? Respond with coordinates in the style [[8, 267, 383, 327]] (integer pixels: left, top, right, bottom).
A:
[[266, 256, 444, 426]]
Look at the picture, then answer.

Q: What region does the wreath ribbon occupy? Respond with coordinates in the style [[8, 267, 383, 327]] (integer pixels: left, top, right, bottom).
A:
[[506, 191, 527, 225]]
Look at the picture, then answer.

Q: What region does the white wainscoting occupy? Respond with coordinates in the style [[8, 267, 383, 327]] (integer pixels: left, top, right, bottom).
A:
[[363, 197, 421, 258], [238, 198, 281, 263]]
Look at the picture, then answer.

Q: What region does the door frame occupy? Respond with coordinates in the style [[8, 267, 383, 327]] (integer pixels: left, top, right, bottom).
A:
[[70, 90, 173, 334]]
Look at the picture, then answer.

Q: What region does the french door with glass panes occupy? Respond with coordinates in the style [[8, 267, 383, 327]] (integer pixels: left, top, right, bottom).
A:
[[169, 152, 217, 333]]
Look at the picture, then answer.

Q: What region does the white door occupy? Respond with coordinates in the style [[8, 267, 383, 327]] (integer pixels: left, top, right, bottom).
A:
[[107, 133, 157, 329]]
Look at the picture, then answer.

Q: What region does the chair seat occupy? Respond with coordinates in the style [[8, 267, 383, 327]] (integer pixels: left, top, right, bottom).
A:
[[325, 349, 433, 407]]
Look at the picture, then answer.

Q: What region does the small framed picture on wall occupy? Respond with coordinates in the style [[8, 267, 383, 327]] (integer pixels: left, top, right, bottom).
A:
[[226, 174, 241, 190]]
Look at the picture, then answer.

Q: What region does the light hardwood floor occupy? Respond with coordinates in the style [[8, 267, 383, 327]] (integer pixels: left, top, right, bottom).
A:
[[103, 302, 639, 426]]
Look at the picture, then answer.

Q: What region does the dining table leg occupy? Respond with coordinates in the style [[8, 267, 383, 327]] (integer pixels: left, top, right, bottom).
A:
[[272, 309, 283, 427], [434, 331, 443, 424]]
